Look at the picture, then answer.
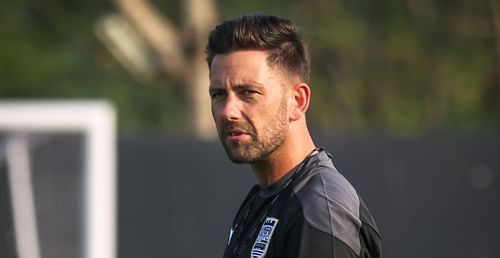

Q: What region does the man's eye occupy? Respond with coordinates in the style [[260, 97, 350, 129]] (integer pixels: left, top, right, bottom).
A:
[[211, 91, 226, 99], [241, 90, 255, 96]]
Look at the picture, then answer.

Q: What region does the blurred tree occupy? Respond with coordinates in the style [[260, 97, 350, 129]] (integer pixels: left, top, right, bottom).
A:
[[0, 0, 187, 135], [101, 0, 217, 140], [0, 0, 498, 136], [292, 0, 499, 135]]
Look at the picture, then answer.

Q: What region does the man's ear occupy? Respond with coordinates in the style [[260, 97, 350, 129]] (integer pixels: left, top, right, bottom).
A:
[[289, 82, 311, 122]]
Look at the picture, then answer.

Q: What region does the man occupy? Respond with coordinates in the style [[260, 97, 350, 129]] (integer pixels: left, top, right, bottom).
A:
[[206, 14, 381, 258]]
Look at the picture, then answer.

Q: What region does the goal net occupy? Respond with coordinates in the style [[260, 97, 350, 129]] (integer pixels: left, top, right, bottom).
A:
[[0, 101, 116, 258]]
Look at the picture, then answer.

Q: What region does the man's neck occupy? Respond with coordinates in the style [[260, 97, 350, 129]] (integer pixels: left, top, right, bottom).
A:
[[251, 138, 316, 187]]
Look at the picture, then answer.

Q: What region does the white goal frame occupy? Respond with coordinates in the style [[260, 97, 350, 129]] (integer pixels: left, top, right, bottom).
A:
[[0, 100, 117, 258]]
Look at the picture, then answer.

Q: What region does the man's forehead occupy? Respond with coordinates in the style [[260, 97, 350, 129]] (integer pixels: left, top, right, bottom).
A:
[[208, 50, 294, 92], [210, 52, 270, 79]]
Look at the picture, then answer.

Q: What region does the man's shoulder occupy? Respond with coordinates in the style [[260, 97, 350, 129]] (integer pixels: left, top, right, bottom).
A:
[[293, 151, 361, 217], [291, 151, 364, 253]]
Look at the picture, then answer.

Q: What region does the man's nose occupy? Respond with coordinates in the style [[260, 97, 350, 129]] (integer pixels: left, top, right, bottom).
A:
[[221, 94, 242, 121]]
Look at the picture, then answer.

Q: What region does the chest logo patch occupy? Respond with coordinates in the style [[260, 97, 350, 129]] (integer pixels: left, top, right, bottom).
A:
[[251, 217, 279, 258]]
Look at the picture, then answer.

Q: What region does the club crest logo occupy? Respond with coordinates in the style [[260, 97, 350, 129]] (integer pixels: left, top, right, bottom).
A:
[[251, 217, 279, 258]]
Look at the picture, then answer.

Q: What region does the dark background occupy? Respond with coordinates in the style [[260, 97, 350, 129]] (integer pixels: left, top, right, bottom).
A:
[[118, 135, 500, 258], [1, 135, 499, 257]]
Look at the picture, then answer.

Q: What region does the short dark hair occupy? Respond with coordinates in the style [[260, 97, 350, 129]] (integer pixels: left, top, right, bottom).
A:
[[206, 14, 310, 83]]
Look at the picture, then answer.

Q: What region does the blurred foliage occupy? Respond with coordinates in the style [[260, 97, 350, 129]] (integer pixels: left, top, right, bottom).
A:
[[0, 0, 499, 136], [0, 0, 186, 135]]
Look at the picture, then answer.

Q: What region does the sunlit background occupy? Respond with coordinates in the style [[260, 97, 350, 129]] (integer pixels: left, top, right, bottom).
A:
[[1, 0, 499, 258], [2, 0, 499, 136]]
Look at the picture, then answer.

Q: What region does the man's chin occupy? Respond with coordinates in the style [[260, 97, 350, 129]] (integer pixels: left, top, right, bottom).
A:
[[226, 150, 251, 164], [223, 145, 253, 164]]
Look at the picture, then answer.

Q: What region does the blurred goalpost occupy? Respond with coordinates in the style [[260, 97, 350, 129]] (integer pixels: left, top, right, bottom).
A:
[[0, 101, 117, 258]]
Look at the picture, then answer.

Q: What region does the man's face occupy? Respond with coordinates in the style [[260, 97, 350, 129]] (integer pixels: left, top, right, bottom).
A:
[[209, 50, 290, 163]]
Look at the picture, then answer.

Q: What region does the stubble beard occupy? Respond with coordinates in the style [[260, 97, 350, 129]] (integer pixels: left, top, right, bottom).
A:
[[220, 97, 289, 164]]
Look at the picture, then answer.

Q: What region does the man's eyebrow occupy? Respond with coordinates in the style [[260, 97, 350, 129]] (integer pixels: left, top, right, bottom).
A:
[[233, 83, 265, 91]]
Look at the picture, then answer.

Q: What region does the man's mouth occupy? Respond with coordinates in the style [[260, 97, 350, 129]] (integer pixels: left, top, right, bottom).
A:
[[226, 130, 250, 141]]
